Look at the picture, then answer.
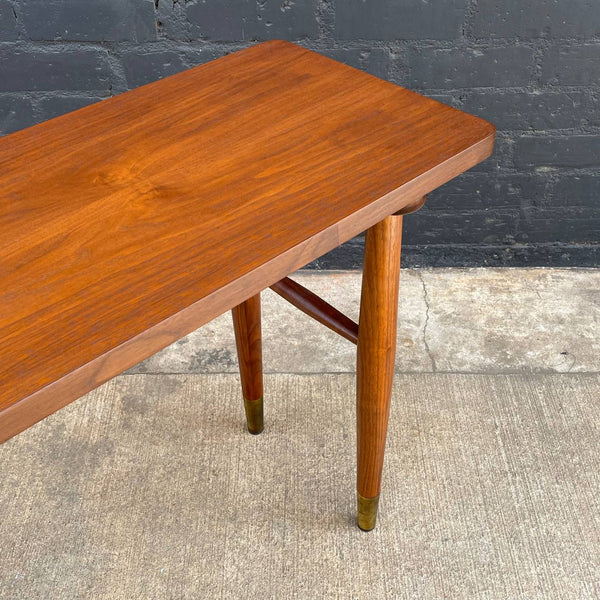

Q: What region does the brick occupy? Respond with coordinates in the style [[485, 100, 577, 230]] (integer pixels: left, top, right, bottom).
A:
[[0, 48, 112, 92], [542, 44, 600, 86], [156, 0, 188, 41], [387, 50, 410, 87], [428, 173, 547, 210], [185, 0, 318, 42], [514, 136, 600, 169], [0, 0, 17, 41], [317, 48, 390, 79], [21, 0, 157, 42], [473, 0, 600, 38], [0, 95, 35, 135], [122, 51, 186, 88], [409, 46, 534, 89], [518, 208, 600, 244], [403, 209, 520, 245], [335, 0, 468, 40], [461, 90, 600, 131], [551, 176, 600, 208], [38, 95, 105, 121]]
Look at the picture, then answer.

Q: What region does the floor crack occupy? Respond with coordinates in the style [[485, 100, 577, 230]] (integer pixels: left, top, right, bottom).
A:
[[418, 271, 437, 373]]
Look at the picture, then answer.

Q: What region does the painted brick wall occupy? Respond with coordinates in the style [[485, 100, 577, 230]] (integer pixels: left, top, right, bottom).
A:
[[1, 0, 598, 266]]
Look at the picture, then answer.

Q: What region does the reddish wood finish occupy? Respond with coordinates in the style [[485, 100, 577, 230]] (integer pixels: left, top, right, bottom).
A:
[[0, 40, 494, 443], [395, 194, 427, 215], [232, 294, 264, 434], [356, 215, 403, 502], [270, 277, 359, 344], [232, 295, 263, 402]]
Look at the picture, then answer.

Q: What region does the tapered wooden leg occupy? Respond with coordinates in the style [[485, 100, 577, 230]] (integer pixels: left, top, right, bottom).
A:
[[356, 214, 403, 530], [232, 294, 264, 434]]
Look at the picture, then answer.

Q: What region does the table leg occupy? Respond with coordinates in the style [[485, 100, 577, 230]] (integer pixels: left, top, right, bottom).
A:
[[232, 294, 264, 434], [356, 214, 403, 530]]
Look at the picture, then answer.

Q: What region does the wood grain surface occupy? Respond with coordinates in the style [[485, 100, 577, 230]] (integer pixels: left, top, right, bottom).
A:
[[0, 40, 494, 442], [356, 215, 403, 501], [232, 295, 263, 403], [232, 294, 264, 434]]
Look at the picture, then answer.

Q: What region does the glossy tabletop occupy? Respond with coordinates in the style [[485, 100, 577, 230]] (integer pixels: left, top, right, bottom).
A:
[[0, 40, 494, 442]]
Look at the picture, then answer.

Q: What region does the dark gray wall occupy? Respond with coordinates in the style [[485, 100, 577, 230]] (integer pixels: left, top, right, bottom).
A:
[[1, 0, 598, 267]]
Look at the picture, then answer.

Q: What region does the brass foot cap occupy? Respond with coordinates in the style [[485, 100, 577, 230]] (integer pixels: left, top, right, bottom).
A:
[[357, 493, 380, 531], [244, 397, 264, 435]]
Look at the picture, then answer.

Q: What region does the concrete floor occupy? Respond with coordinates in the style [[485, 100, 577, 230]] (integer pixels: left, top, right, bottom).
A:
[[128, 267, 599, 375], [1, 268, 599, 599]]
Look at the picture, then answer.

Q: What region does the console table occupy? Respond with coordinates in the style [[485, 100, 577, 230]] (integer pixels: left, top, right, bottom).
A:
[[0, 40, 495, 530]]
